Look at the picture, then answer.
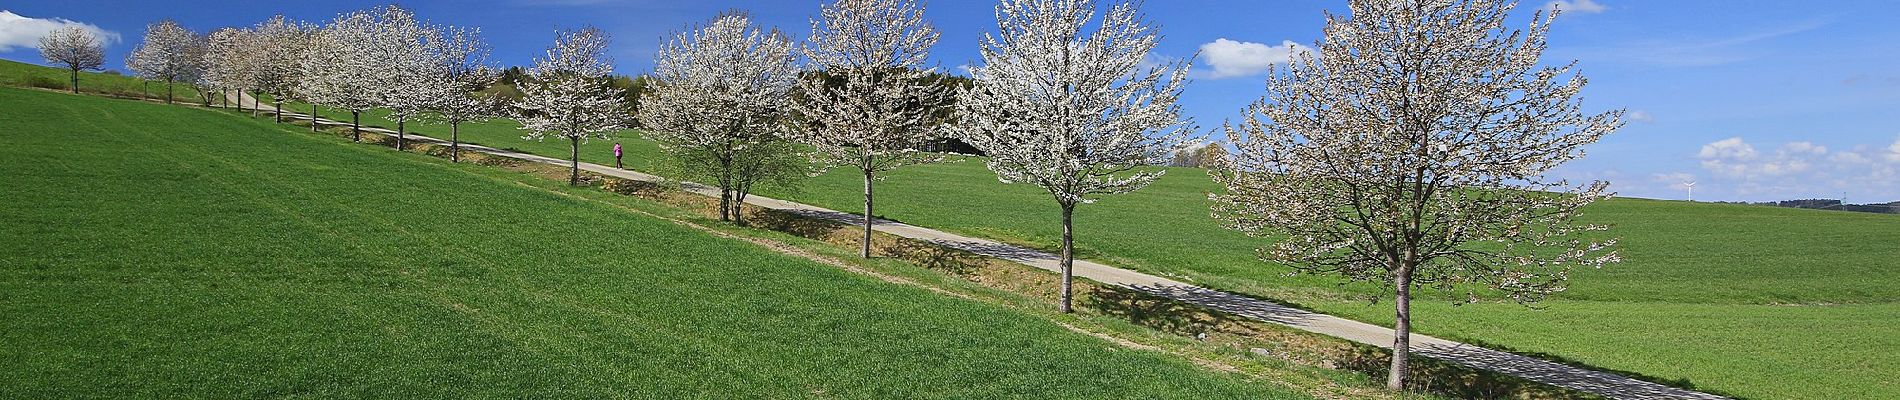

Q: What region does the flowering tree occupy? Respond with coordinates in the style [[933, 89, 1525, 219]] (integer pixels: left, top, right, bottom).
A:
[[300, 9, 383, 141], [1207, 0, 1623, 390], [202, 27, 257, 113], [641, 12, 804, 225], [38, 26, 106, 94], [517, 27, 627, 185], [956, 0, 1192, 313], [420, 25, 502, 162], [789, 0, 954, 257], [365, 6, 433, 150], [246, 16, 313, 124], [127, 19, 202, 104]]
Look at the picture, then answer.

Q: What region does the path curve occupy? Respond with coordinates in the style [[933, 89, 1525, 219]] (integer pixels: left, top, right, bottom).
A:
[[262, 109, 1727, 400]]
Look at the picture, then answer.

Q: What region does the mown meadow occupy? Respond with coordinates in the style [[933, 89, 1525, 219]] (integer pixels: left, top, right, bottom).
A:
[[0, 87, 1326, 398], [11, 49, 1894, 396], [298, 98, 1900, 399]]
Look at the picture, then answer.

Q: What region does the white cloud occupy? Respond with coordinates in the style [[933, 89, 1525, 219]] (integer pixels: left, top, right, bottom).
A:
[[1693, 136, 1900, 201], [1626, 110, 1654, 123], [1887, 136, 1900, 162], [1651, 172, 1697, 191], [1543, 0, 1608, 15], [1698, 137, 1757, 161], [1780, 141, 1827, 156], [1196, 38, 1307, 79], [0, 10, 120, 52]]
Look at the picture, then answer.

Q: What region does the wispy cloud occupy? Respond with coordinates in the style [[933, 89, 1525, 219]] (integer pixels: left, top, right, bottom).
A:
[[1542, 0, 1608, 15], [0, 10, 120, 52], [1556, 18, 1829, 67]]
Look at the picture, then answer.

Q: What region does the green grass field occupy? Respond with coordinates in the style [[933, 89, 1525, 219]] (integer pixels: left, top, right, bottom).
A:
[[0, 59, 206, 104], [310, 103, 1900, 399], [14, 47, 1893, 396], [0, 87, 1327, 398]]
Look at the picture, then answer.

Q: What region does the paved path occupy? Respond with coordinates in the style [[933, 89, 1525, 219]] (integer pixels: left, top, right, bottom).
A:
[[262, 109, 1726, 400]]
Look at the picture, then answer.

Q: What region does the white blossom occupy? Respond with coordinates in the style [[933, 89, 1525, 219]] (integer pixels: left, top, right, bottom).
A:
[[955, 0, 1194, 313], [298, 8, 392, 141], [640, 12, 804, 224], [201, 26, 258, 112], [245, 16, 314, 123], [517, 26, 627, 185], [1207, 0, 1622, 390], [789, 0, 954, 257], [126, 19, 203, 104], [38, 26, 106, 94], [418, 25, 503, 162], [363, 6, 435, 149]]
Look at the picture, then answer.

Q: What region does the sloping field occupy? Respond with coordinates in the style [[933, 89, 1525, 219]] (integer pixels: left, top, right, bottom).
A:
[[0, 87, 1313, 398], [410, 109, 1898, 399]]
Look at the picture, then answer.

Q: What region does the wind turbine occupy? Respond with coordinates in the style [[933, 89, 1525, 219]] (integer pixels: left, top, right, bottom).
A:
[[1684, 181, 1696, 202]]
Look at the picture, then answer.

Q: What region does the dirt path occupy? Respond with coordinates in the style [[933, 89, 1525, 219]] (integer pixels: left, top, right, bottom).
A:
[[262, 109, 1727, 400]]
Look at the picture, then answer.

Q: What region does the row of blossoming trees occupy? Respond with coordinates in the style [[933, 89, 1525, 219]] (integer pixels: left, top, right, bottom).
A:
[[109, 0, 1619, 390]]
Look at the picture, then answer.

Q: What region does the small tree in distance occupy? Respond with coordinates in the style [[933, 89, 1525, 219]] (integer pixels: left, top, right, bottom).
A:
[[517, 26, 627, 186], [1208, 0, 1623, 390], [248, 16, 313, 123], [956, 0, 1194, 313], [38, 26, 107, 94], [300, 9, 386, 142], [127, 20, 202, 104], [369, 6, 433, 151], [790, 0, 954, 258], [421, 25, 502, 163], [202, 27, 257, 113]]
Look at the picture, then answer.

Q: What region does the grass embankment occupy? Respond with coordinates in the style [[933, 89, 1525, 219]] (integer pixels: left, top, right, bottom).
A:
[[0, 87, 1329, 398], [0, 58, 206, 104], [317, 107, 1898, 399]]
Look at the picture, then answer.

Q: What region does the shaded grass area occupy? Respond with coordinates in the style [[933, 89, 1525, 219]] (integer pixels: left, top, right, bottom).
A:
[[0, 58, 206, 104], [0, 87, 1316, 398], [340, 113, 1899, 399]]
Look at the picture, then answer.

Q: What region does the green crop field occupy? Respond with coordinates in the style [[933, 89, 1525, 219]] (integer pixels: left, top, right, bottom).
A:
[[331, 103, 1900, 399], [0, 59, 206, 104], [0, 87, 1326, 398]]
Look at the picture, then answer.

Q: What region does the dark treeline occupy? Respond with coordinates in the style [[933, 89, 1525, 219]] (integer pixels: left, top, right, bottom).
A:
[[1715, 198, 1900, 214]]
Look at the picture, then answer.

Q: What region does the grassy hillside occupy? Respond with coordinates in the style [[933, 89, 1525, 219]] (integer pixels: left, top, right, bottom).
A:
[[302, 108, 1900, 399], [0, 58, 205, 104], [0, 87, 1319, 398]]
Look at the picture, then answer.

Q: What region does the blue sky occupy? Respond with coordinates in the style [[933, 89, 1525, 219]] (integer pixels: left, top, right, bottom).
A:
[[4, 0, 1897, 202]]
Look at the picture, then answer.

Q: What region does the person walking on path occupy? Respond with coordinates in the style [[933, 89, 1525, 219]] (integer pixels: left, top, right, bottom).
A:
[[613, 142, 623, 169]]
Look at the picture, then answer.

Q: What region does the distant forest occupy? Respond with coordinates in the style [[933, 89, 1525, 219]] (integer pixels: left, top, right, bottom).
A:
[[1716, 198, 1900, 214]]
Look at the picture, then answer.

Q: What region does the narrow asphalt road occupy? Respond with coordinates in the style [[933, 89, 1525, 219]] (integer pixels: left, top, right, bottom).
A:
[[258, 108, 1727, 400]]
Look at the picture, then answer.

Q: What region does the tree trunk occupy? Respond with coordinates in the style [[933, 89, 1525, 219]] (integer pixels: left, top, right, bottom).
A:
[[862, 168, 876, 258], [732, 191, 747, 226], [396, 120, 406, 151], [1387, 263, 1414, 391], [311, 104, 320, 132], [351, 111, 361, 142], [250, 92, 259, 117], [718, 188, 732, 222], [166, 80, 174, 104], [451, 122, 461, 162], [274, 101, 282, 123], [568, 137, 580, 186], [1059, 203, 1076, 313], [69, 68, 79, 94]]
